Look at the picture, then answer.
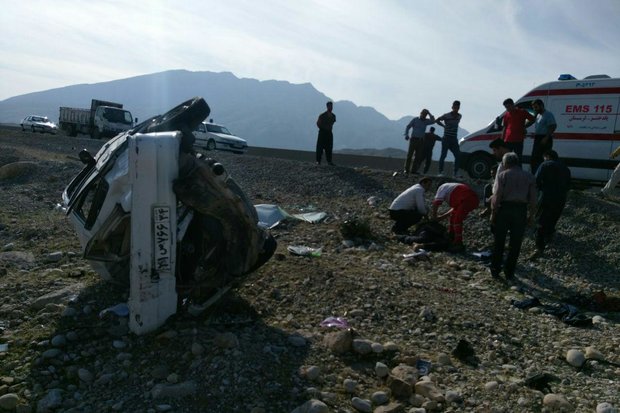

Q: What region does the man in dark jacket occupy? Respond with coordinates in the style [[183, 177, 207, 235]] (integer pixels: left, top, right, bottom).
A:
[[316, 101, 336, 165], [490, 152, 537, 280], [531, 150, 571, 258]]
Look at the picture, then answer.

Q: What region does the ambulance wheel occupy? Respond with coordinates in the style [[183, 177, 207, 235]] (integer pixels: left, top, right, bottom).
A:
[[467, 153, 493, 179], [148, 97, 210, 134]]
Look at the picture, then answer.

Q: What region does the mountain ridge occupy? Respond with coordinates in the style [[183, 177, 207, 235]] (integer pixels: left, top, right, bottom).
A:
[[0, 69, 468, 152]]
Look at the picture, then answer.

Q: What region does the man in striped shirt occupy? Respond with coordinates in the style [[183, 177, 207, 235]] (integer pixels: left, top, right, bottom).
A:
[[437, 100, 462, 177]]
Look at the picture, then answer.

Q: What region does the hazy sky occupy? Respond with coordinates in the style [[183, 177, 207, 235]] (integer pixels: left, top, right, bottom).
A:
[[1, 0, 619, 132]]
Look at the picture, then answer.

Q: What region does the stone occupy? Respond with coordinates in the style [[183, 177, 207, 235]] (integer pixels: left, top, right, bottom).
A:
[[50, 335, 66, 347], [214, 332, 239, 349], [436, 353, 452, 366], [372, 342, 384, 353], [374, 402, 404, 413], [384, 341, 399, 352], [542, 394, 574, 412], [484, 381, 499, 391], [391, 364, 418, 385], [151, 381, 197, 399], [305, 366, 320, 381], [597, 402, 617, 413], [371, 391, 390, 405], [41, 349, 61, 359], [36, 389, 62, 413], [0, 252, 35, 269], [288, 334, 307, 347], [409, 393, 425, 407], [43, 252, 63, 263], [445, 390, 462, 404], [409, 408, 426, 413], [290, 399, 328, 413], [352, 339, 373, 355], [323, 330, 352, 354], [78, 368, 93, 383], [0, 393, 19, 410], [585, 346, 605, 361], [375, 362, 390, 378], [415, 381, 445, 403], [191, 343, 204, 356], [566, 349, 585, 368], [343, 378, 357, 393], [351, 397, 372, 413], [387, 375, 412, 399], [0, 161, 38, 180], [31, 284, 83, 310]]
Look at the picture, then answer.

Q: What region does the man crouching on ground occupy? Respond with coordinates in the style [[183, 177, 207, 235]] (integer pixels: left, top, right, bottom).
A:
[[388, 177, 432, 235]]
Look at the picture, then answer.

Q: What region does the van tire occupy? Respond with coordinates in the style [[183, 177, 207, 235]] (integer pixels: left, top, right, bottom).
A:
[[467, 153, 494, 179], [148, 97, 210, 134]]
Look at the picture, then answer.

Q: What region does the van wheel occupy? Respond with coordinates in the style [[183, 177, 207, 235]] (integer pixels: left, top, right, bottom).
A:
[[206, 139, 216, 151], [148, 97, 210, 134], [467, 153, 493, 179], [31, 126, 36, 133]]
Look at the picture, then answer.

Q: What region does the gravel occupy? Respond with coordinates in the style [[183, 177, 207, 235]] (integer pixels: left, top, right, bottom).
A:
[[0, 129, 619, 413]]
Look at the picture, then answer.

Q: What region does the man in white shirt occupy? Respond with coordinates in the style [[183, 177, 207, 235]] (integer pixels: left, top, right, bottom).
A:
[[389, 177, 432, 234]]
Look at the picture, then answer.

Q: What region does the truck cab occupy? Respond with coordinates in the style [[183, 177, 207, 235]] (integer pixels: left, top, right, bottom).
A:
[[92, 105, 134, 139]]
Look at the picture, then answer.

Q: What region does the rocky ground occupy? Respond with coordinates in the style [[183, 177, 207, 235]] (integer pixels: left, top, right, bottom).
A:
[[0, 129, 619, 413]]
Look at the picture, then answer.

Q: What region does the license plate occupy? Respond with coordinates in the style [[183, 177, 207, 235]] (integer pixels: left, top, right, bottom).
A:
[[153, 206, 172, 275]]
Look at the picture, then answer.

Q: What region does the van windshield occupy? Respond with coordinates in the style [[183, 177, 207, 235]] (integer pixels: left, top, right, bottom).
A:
[[486, 101, 535, 133], [206, 124, 232, 135]]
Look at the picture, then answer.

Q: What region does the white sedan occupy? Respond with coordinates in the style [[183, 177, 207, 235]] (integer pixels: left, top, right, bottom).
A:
[[21, 115, 59, 134]]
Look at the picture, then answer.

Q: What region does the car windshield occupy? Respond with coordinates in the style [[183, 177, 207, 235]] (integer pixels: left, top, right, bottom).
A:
[[206, 124, 231, 135], [33, 116, 48, 122], [104, 108, 133, 124]]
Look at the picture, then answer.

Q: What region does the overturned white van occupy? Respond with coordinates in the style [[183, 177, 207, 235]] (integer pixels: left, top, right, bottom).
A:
[[460, 74, 620, 182]]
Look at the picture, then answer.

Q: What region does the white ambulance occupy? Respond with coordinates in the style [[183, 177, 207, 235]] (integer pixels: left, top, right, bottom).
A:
[[459, 74, 620, 182]]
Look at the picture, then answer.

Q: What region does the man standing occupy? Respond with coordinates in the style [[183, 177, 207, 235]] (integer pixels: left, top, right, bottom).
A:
[[531, 150, 571, 258], [404, 109, 435, 174], [431, 182, 479, 251], [437, 100, 463, 177], [530, 99, 557, 174], [490, 152, 537, 280], [501, 98, 535, 160], [389, 177, 432, 234], [421, 127, 442, 174], [600, 145, 620, 198], [316, 101, 336, 165], [478, 138, 511, 217]]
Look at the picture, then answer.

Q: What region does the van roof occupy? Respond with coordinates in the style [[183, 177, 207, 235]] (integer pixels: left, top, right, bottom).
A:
[[523, 76, 620, 99]]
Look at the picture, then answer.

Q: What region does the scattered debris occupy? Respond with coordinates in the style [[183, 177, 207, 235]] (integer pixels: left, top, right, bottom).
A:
[[287, 245, 323, 257], [320, 316, 350, 329]]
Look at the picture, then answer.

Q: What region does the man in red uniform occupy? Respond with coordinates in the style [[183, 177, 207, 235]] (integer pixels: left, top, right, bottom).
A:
[[431, 182, 479, 252], [501, 98, 535, 161]]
